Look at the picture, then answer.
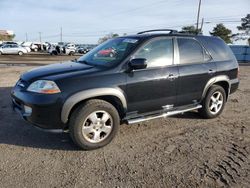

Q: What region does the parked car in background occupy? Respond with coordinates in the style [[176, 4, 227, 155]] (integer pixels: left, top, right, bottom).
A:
[[21, 42, 38, 52], [97, 47, 116, 57], [20, 44, 31, 53], [0, 44, 28, 55], [49, 43, 76, 56], [77, 47, 91, 54], [63, 43, 76, 55]]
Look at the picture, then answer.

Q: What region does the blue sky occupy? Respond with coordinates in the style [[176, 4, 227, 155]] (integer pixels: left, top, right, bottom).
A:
[[0, 0, 249, 44]]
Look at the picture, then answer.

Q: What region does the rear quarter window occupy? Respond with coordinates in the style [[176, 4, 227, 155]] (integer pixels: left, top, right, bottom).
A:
[[196, 36, 236, 61], [177, 38, 205, 64]]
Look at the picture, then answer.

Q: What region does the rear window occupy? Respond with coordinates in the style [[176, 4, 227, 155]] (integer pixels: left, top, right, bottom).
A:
[[196, 36, 235, 61]]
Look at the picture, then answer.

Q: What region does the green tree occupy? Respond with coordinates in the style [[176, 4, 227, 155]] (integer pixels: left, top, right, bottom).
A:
[[98, 33, 119, 44], [237, 14, 250, 33], [237, 14, 250, 45], [180, 25, 200, 34], [210, 24, 232, 43], [0, 34, 15, 41]]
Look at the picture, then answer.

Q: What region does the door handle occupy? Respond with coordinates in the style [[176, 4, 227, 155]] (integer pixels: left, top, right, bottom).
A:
[[167, 74, 178, 81], [208, 69, 216, 74]]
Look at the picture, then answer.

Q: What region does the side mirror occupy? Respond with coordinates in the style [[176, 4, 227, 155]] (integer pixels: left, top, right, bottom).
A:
[[129, 58, 147, 70]]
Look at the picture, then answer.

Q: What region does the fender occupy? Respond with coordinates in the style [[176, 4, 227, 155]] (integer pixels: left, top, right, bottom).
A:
[[61, 88, 127, 123], [201, 75, 231, 100]]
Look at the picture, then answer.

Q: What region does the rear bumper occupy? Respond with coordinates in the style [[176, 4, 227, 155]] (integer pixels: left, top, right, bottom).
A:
[[230, 78, 239, 94], [11, 86, 66, 129]]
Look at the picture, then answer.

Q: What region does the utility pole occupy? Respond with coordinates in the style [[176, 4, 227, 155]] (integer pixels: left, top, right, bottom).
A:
[[196, 0, 202, 33], [200, 18, 204, 33], [25, 33, 28, 42], [39, 32, 42, 42], [60, 27, 62, 42]]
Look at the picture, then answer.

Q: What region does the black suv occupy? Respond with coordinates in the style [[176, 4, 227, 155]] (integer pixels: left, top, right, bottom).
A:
[[11, 29, 239, 150]]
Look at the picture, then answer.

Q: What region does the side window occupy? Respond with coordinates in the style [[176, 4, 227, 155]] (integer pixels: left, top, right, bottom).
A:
[[177, 38, 205, 64], [133, 38, 173, 68]]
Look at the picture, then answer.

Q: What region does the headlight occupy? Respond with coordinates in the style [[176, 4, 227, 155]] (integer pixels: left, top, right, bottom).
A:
[[27, 80, 61, 94]]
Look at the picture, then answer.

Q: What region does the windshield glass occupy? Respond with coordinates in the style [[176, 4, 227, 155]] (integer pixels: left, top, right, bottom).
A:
[[78, 37, 140, 67]]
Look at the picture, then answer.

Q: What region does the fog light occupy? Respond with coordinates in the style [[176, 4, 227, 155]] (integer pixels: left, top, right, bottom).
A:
[[24, 105, 32, 115]]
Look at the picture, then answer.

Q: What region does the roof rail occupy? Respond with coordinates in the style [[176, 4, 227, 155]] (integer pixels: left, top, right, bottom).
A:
[[137, 29, 178, 35]]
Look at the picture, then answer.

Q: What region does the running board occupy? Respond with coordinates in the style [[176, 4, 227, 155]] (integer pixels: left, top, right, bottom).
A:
[[127, 105, 202, 124]]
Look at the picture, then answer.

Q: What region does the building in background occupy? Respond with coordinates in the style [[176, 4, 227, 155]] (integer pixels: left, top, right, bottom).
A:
[[0, 30, 15, 42]]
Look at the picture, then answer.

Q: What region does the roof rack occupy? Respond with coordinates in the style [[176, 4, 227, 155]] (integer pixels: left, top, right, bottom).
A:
[[137, 29, 178, 35]]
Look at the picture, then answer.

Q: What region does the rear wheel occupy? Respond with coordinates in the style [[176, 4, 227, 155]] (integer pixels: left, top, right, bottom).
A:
[[18, 51, 23, 56], [0, 51, 2, 55], [199, 85, 226, 119], [69, 99, 120, 150]]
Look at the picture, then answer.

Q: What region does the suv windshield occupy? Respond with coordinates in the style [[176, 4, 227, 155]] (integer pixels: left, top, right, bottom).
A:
[[78, 37, 140, 67]]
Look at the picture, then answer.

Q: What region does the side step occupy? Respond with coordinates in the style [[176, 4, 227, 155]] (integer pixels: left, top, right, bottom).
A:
[[127, 105, 202, 124]]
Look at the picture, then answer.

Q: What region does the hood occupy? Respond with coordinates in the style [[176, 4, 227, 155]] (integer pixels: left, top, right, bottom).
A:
[[21, 61, 95, 81]]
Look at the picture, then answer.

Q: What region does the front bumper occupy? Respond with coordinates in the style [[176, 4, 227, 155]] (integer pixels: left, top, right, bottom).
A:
[[11, 84, 65, 129]]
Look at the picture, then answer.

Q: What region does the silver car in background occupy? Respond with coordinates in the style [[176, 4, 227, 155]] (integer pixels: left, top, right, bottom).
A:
[[0, 44, 28, 55]]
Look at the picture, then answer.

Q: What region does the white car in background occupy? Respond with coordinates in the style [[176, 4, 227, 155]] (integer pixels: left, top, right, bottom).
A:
[[0, 44, 28, 55], [64, 43, 76, 55], [21, 42, 38, 52]]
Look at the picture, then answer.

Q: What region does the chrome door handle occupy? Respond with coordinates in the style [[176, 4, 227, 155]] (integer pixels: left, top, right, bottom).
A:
[[208, 69, 216, 74], [167, 74, 178, 81]]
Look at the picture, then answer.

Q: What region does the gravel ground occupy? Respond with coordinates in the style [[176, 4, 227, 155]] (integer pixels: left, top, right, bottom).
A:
[[0, 56, 249, 188]]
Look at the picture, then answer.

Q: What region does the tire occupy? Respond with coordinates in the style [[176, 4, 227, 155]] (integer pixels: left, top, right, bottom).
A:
[[0, 51, 2, 55], [109, 52, 114, 58], [69, 51, 75, 56], [199, 85, 226, 119], [18, 51, 23, 56], [69, 99, 120, 150]]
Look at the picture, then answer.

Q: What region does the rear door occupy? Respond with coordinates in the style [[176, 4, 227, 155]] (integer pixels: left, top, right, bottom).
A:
[[176, 37, 216, 106], [126, 37, 179, 114]]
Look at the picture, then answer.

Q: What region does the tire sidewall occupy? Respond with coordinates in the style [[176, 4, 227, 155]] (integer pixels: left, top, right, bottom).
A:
[[70, 100, 120, 150], [203, 85, 226, 118]]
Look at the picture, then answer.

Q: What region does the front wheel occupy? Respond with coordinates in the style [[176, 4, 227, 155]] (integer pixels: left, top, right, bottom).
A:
[[199, 85, 226, 119], [109, 52, 114, 58], [69, 51, 75, 56], [69, 99, 120, 150]]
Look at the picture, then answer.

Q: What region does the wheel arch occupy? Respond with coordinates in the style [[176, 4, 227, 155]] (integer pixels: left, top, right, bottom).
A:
[[61, 88, 127, 124], [201, 75, 230, 101]]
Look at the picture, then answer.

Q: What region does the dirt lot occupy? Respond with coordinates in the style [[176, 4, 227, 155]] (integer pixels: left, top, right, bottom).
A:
[[0, 55, 249, 188]]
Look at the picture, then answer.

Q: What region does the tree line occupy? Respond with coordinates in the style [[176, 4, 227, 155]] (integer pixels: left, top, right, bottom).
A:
[[98, 14, 250, 45]]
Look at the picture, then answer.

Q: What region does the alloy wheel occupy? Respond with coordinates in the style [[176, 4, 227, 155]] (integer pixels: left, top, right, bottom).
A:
[[209, 91, 224, 114], [81, 111, 113, 143]]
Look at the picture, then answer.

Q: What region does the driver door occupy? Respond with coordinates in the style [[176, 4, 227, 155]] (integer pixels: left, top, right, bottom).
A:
[[3, 45, 12, 54]]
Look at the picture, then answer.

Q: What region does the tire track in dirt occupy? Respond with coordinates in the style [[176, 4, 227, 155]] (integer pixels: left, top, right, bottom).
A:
[[204, 143, 249, 187]]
